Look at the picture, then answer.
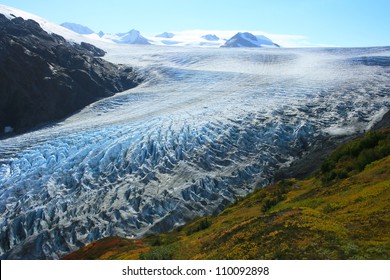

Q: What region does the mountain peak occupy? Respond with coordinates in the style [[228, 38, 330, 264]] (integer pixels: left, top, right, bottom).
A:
[[221, 32, 279, 48], [201, 34, 220, 41], [115, 29, 150, 45], [156, 32, 175, 38]]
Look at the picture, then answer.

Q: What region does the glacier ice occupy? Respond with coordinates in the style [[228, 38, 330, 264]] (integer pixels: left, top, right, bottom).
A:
[[0, 46, 389, 259]]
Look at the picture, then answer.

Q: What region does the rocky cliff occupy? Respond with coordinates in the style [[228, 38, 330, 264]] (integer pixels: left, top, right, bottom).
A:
[[0, 14, 140, 135]]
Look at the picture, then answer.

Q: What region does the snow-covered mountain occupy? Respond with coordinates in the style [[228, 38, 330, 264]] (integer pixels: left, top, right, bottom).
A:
[[0, 4, 113, 48], [147, 31, 279, 48], [222, 32, 279, 48], [156, 32, 175, 38], [0, 5, 79, 40], [0, 4, 281, 48], [202, 34, 220, 41], [60, 22, 95, 35], [146, 30, 228, 47], [101, 29, 149, 45]]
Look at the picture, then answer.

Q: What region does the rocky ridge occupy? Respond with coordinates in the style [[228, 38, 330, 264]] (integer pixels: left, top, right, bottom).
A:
[[0, 14, 141, 135]]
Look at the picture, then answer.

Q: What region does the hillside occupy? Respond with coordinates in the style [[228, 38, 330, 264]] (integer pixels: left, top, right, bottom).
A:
[[0, 14, 140, 135], [64, 128, 390, 260]]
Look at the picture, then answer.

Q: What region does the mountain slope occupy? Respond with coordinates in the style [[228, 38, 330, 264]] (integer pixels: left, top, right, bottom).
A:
[[221, 32, 279, 48], [64, 128, 390, 260], [113, 29, 150, 45], [0, 14, 140, 135], [60, 22, 95, 35], [0, 4, 93, 44], [156, 32, 175, 38], [202, 34, 219, 41]]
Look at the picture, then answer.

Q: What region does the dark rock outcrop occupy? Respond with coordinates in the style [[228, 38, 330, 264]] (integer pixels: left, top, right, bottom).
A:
[[0, 14, 141, 135], [79, 42, 106, 57]]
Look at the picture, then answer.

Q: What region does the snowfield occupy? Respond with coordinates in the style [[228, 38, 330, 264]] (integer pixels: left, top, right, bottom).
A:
[[0, 44, 389, 259]]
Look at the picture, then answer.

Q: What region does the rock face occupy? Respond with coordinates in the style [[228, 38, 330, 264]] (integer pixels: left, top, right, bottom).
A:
[[0, 14, 140, 135], [79, 42, 107, 57]]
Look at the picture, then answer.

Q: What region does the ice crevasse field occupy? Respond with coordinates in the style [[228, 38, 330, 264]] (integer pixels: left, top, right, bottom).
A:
[[0, 43, 389, 259]]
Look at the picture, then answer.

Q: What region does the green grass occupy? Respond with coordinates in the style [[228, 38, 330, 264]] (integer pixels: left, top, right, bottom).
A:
[[320, 128, 390, 184]]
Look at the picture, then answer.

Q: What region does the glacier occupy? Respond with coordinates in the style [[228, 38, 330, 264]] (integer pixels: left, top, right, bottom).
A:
[[0, 45, 389, 259]]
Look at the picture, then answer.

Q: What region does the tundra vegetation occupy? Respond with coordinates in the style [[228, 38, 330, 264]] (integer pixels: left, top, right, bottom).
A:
[[64, 128, 390, 260]]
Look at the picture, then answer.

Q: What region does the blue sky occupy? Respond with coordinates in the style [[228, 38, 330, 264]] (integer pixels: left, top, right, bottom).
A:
[[1, 0, 389, 47]]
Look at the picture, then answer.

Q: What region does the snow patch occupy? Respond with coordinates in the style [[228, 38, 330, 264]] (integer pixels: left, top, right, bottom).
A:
[[366, 107, 389, 130], [3, 126, 13, 134], [322, 126, 359, 136]]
